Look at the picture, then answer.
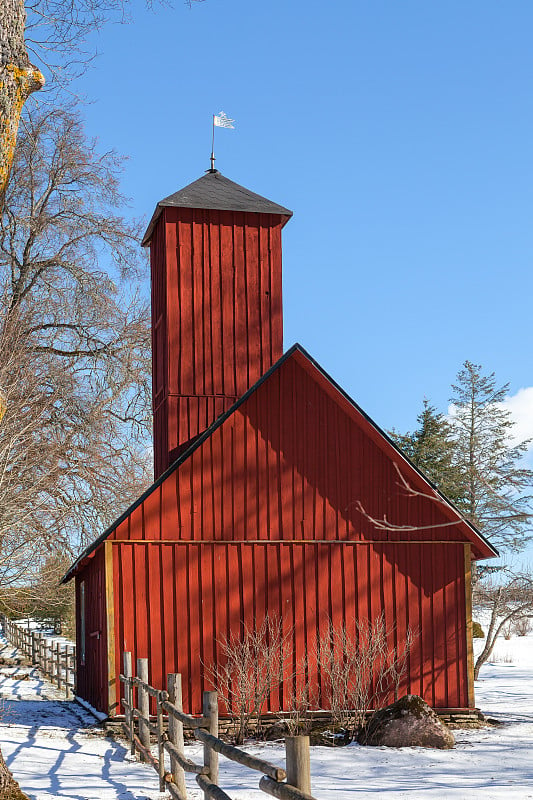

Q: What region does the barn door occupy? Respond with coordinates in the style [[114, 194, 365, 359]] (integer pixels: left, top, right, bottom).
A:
[[75, 548, 109, 713]]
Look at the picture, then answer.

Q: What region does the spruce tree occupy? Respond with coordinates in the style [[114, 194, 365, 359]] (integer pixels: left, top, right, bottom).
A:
[[448, 361, 533, 552], [390, 399, 465, 507]]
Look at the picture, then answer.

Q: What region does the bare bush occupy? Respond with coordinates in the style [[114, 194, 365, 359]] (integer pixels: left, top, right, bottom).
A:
[[282, 657, 319, 737], [314, 614, 416, 741], [204, 614, 293, 745], [513, 618, 532, 637]]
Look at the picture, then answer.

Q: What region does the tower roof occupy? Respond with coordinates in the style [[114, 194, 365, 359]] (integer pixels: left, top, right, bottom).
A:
[[142, 170, 293, 246]]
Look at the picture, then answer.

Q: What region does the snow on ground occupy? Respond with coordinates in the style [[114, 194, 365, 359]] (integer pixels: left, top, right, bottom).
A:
[[1, 632, 533, 799]]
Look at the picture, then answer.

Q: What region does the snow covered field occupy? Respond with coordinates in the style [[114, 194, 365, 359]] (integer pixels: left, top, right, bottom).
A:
[[1, 633, 533, 800]]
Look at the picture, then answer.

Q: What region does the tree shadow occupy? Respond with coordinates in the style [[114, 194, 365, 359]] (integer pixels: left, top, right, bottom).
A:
[[1, 694, 156, 800]]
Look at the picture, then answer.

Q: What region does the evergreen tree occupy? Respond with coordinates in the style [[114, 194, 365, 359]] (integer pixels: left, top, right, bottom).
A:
[[391, 362, 532, 553], [448, 361, 533, 552], [390, 399, 464, 508]]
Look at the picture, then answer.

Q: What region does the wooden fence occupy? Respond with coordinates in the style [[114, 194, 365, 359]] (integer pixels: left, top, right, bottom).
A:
[[1, 620, 319, 798], [0, 615, 76, 700], [120, 652, 318, 800]]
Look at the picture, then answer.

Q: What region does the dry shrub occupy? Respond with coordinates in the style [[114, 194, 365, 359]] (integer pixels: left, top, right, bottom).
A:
[[206, 613, 416, 745], [205, 614, 293, 744], [513, 618, 532, 637], [314, 614, 416, 741]]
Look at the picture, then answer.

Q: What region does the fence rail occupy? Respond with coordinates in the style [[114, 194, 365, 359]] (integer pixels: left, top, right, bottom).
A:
[[120, 651, 318, 800], [0, 615, 76, 699]]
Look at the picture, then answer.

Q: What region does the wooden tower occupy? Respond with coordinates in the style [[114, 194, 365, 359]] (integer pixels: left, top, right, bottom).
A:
[[142, 170, 292, 478]]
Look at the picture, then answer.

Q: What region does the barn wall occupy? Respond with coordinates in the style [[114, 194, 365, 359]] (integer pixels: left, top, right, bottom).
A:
[[111, 540, 469, 716], [111, 353, 470, 549], [75, 547, 108, 712]]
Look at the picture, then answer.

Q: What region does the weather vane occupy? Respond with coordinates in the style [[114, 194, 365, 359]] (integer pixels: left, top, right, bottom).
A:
[[210, 112, 235, 172]]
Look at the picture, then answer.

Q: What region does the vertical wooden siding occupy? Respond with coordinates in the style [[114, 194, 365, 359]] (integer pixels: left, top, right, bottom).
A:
[[151, 207, 285, 478], [111, 540, 469, 716], [113, 354, 471, 548]]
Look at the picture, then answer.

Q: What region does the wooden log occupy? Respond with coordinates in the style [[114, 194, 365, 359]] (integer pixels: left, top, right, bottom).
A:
[[259, 776, 317, 800], [195, 729, 286, 782], [164, 739, 208, 774], [137, 658, 150, 763], [167, 673, 187, 798], [161, 700, 208, 728], [285, 737, 311, 796], [133, 677, 162, 698], [202, 691, 218, 799], [195, 774, 232, 800], [167, 780, 188, 800], [133, 733, 158, 769]]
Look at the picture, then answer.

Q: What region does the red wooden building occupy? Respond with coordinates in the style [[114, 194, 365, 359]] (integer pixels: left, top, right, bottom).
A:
[[63, 170, 497, 716]]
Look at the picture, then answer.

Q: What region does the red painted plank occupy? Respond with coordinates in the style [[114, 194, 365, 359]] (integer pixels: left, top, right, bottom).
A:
[[177, 216, 194, 395], [233, 217, 248, 393], [245, 219, 261, 387]]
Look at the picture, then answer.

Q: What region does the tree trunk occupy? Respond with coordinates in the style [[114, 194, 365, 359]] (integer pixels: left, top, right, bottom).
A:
[[0, 746, 30, 799], [0, 0, 44, 205]]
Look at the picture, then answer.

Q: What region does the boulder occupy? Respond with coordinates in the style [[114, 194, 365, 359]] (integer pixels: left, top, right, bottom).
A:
[[360, 695, 455, 749]]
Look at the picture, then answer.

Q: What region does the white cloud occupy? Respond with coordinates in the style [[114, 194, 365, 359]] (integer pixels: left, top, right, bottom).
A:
[[501, 387, 533, 451], [448, 386, 533, 461]]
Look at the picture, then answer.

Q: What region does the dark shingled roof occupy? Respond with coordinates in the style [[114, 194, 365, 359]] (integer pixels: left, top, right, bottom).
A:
[[142, 170, 293, 246]]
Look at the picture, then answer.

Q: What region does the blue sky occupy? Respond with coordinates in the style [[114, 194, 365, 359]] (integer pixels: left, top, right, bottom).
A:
[[75, 0, 533, 448]]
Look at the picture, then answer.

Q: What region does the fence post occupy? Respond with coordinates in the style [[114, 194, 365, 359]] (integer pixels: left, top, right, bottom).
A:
[[65, 644, 71, 699], [202, 690, 218, 796], [123, 652, 134, 755], [285, 736, 311, 795], [56, 642, 62, 690], [42, 637, 48, 677], [137, 658, 150, 762], [71, 646, 77, 695], [167, 673, 187, 799], [157, 691, 165, 791]]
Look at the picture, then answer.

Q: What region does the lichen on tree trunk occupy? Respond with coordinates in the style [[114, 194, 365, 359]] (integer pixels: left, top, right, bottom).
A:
[[0, 0, 44, 203]]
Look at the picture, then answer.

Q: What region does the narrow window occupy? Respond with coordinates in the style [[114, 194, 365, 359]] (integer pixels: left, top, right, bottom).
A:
[[80, 580, 86, 666]]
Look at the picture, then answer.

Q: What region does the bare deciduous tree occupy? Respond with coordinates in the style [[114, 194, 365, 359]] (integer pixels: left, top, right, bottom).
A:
[[473, 570, 533, 680], [0, 103, 152, 580], [0, 0, 44, 206]]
